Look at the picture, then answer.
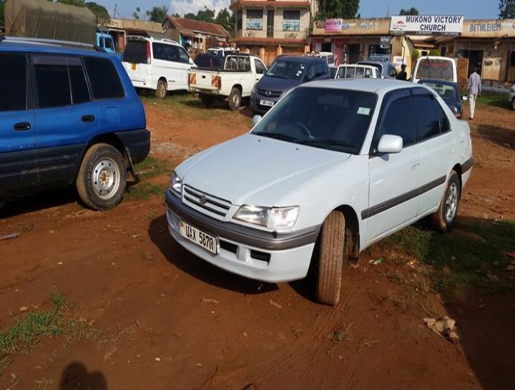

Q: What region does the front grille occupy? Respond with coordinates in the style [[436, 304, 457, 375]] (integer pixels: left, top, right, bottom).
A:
[[183, 185, 231, 218], [257, 88, 282, 98]]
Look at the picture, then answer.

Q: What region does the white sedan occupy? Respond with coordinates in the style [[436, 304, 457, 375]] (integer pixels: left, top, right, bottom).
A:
[[165, 79, 473, 306]]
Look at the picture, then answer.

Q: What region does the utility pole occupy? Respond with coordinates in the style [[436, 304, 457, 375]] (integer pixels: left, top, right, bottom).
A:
[[113, 3, 117, 19]]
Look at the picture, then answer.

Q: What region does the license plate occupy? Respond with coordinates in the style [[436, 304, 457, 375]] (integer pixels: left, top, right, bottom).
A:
[[179, 221, 218, 254], [131, 63, 136, 70], [260, 99, 274, 107]]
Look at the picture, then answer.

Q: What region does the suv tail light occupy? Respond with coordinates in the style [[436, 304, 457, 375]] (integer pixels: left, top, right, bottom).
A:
[[217, 76, 222, 90], [146, 42, 151, 64]]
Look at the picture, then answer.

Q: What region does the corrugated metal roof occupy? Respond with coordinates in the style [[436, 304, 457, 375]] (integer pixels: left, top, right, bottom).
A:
[[166, 17, 230, 38]]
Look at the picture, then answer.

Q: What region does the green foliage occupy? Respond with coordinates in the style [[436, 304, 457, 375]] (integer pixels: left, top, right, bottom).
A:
[[133, 6, 142, 20], [400, 7, 419, 15], [316, 0, 360, 19], [215, 8, 234, 35], [412, 49, 420, 62], [499, 0, 515, 18], [146, 5, 168, 23], [429, 48, 441, 56], [85, 2, 110, 24]]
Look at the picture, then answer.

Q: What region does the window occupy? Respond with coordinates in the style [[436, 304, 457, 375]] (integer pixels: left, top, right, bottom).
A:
[[34, 57, 72, 108], [355, 66, 364, 78], [237, 11, 242, 31], [84, 57, 125, 100], [177, 46, 191, 63], [283, 10, 300, 31], [254, 59, 266, 74], [314, 62, 324, 77], [122, 40, 148, 64], [411, 93, 449, 141], [69, 62, 91, 104], [247, 9, 263, 30], [377, 96, 416, 148], [0, 54, 26, 112]]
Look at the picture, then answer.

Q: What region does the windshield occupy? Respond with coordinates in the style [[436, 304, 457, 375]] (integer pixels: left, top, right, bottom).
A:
[[265, 59, 306, 80], [251, 87, 377, 154], [420, 81, 457, 100], [416, 59, 453, 81]]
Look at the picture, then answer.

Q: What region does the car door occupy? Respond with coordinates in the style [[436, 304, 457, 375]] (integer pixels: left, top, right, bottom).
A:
[[364, 89, 420, 242], [32, 54, 99, 186], [159, 43, 192, 91], [0, 52, 38, 198], [411, 89, 456, 216]]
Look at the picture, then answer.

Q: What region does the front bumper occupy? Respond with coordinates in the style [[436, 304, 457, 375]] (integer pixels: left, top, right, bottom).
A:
[[165, 190, 320, 283]]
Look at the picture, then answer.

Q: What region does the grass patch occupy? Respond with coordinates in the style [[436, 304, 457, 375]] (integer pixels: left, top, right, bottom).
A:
[[0, 294, 97, 376], [141, 94, 226, 120], [126, 182, 167, 201], [476, 93, 511, 109], [377, 219, 515, 300], [329, 324, 352, 345], [134, 156, 171, 180]]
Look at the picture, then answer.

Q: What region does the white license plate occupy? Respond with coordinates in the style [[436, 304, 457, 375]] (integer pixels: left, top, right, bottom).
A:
[[179, 221, 218, 254], [260, 99, 274, 107]]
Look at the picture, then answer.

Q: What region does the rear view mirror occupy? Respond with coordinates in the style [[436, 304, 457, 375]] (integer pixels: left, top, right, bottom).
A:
[[377, 134, 403, 154]]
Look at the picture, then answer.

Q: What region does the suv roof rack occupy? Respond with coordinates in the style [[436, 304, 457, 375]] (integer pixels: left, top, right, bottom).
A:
[[0, 36, 107, 53]]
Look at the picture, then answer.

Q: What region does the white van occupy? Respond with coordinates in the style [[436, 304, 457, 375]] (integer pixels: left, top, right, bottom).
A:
[[412, 56, 457, 84], [335, 64, 381, 79], [122, 35, 195, 98]]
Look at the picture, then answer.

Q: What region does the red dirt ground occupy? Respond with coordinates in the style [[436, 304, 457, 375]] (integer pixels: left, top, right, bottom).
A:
[[0, 99, 514, 390]]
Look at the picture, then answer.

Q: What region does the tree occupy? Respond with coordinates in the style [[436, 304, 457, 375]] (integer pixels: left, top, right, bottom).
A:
[[399, 7, 419, 15], [316, 0, 360, 19], [133, 6, 142, 20], [215, 8, 234, 35], [196, 7, 215, 23], [499, 0, 515, 18], [85, 2, 110, 24], [146, 5, 168, 23]]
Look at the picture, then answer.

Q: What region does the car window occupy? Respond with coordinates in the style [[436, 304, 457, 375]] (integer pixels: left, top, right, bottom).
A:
[[69, 62, 91, 104], [416, 59, 453, 81], [419, 82, 457, 101], [355, 66, 364, 78], [314, 62, 324, 77], [364, 67, 373, 78], [33, 56, 72, 108], [251, 87, 377, 155], [388, 65, 397, 78], [84, 56, 125, 100], [122, 40, 147, 64], [0, 53, 26, 112], [266, 59, 306, 80], [376, 95, 416, 149], [177, 46, 191, 63], [254, 59, 267, 74], [412, 93, 450, 141]]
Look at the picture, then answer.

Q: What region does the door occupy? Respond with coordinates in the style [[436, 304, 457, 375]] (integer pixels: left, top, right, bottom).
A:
[[348, 44, 361, 64], [0, 53, 38, 198], [32, 55, 99, 186], [364, 90, 420, 243], [267, 11, 274, 38]]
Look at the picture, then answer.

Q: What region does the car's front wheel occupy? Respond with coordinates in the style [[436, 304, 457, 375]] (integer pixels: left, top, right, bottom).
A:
[[228, 87, 241, 111], [430, 170, 461, 233], [316, 211, 346, 306], [76, 144, 127, 211]]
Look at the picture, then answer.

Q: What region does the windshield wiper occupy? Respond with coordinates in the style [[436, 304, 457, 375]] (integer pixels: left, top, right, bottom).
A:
[[253, 132, 298, 142], [298, 139, 357, 149]]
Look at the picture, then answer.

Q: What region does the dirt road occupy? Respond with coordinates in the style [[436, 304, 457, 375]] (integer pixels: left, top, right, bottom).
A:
[[0, 97, 514, 390]]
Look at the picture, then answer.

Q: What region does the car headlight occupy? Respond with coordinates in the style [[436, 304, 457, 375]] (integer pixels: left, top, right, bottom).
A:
[[233, 205, 300, 229], [169, 171, 182, 196]]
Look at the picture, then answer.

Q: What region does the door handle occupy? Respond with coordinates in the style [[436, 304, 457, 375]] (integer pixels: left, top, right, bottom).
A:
[[81, 115, 95, 123], [411, 162, 420, 169], [14, 122, 31, 131]]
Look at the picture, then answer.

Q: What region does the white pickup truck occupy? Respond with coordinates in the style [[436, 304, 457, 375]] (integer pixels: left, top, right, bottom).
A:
[[188, 53, 267, 110]]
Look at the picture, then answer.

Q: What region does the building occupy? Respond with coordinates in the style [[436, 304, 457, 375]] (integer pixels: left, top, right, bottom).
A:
[[163, 16, 230, 53], [230, 0, 317, 64], [103, 19, 163, 52]]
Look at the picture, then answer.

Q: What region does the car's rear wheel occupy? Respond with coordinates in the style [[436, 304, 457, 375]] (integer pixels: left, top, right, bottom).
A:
[[76, 144, 127, 211], [228, 87, 241, 111], [200, 94, 215, 108], [430, 170, 460, 233], [316, 211, 346, 306], [155, 79, 167, 99]]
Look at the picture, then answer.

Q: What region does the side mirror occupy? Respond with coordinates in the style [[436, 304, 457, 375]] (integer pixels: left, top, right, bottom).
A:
[[377, 134, 403, 154], [189, 58, 194, 65], [252, 115, 262, 127]]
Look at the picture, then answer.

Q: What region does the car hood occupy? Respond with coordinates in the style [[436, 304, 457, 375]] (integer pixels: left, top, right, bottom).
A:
[[256, 75, 302, 93], [178, 134, 351, 206]]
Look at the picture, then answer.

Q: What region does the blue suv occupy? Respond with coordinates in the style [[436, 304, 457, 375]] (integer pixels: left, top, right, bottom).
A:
[[0, 37, 150, 210]]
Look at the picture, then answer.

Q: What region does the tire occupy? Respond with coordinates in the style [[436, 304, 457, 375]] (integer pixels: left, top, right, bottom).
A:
[[228, 87, 241, 111], [430, 170, 461, 233], [76, 144, 127, 211], [155, 79, 167, 99], [200, 94, 215, 108], [316, 211, 346, 306]]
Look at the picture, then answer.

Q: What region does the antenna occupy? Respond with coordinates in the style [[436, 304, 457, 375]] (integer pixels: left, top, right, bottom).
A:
[[114, 3, 118, 18], [386, 6, 390, 17]]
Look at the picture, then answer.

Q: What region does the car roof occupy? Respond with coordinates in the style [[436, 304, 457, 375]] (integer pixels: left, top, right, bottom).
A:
[[276, 55, 321, 63], [0, 38, 109, 57], [301, 78, 427, 94]]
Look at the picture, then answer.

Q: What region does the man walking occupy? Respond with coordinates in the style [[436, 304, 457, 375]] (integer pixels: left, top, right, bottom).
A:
[[467, 67, 481, 120]]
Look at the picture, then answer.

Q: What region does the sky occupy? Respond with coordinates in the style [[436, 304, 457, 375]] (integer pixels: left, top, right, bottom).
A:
[[98, 0, 498, 20]]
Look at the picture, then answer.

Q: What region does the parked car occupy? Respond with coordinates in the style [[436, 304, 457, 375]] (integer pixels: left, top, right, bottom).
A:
[[165, 79, 473, 306], [418, 78, 463, 118], [412, 56, 457, 83], [481, 79, 511, 97], [250, 56, 331, 115], [122, 35, 195, 98], [507, 85, 515, 110], [335, 64, 381, 79], [188, 53, 267, 110], [206, 47, 240, 57], [0, 36, 150, 210], [357, 60, 397, 79]]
